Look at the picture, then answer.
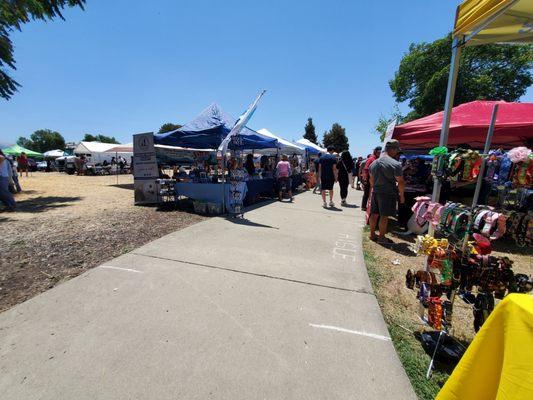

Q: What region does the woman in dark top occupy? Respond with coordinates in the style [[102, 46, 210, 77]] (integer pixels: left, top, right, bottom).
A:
[[337, 150, 355, 205], [244, 154, 255, 176]]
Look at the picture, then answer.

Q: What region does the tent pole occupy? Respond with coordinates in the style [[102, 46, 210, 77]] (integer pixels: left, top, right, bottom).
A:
[[221, 151, 226, 214], [471, 104, 498, 208], [428, 37, 462, 236], [116, 151, 118, 185]]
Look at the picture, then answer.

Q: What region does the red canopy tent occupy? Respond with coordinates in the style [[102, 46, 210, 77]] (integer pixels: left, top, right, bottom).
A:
[[392, 100, 533, 150]]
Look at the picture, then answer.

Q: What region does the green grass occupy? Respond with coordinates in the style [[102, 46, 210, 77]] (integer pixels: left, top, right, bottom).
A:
[[363, 233, 449, 400]]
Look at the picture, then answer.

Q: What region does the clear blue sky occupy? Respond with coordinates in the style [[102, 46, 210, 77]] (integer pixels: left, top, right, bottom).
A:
[[1, 0, 531, 155]]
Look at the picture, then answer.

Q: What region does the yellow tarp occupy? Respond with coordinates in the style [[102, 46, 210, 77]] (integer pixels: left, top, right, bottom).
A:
[[454, 0, 533, 45], [437, 294, 533, 400]]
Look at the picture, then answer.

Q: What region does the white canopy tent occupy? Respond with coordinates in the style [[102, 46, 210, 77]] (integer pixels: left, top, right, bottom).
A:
[[74, 141, 133, 165], [256, 128, 305, 155], [43, 149, 66, 158], [296, 138, 327, 154]]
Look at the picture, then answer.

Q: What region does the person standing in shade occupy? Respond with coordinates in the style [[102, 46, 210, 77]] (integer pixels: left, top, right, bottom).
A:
[[368, 140, 405, 244], [312, 153, 322, 194], [354, 156, 363, 190], [244, 153, 255, 176], [337, 150, 355, 206], [361, 146, 381, 210], [319, 146, 338, 208]]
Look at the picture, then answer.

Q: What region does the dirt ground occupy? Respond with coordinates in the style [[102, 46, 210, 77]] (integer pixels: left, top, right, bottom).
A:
[[0, 172, 206, 313], [363, 225, 532, 342]]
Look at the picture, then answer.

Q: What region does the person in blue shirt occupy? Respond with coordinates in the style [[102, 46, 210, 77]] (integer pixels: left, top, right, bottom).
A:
[[318, 146, 338, 208]]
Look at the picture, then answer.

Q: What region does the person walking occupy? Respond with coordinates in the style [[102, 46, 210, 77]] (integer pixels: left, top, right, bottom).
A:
[[361, 146, 381, 210], [354, 156, 363, 190], [368, 140, 405, 244], [0, 151, 16, 211], [319, 146, 338, 208], [337, 150, 355, 206], [8, 157, 22, 192], [312, 153, 322, 194], [275, 155, 293, 202]]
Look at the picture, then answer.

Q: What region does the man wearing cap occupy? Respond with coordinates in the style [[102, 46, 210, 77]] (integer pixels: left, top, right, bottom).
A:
[[369, 140, 405, 244], [361, 146, 381, 210]]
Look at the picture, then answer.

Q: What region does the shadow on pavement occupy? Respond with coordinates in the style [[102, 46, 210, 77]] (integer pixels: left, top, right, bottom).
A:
[[226, 217, 279, 229]]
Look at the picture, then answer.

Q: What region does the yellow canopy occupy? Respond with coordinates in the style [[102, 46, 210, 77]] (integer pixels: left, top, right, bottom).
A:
[[437, 294, 533, 400], [454, 0, 533, 45]]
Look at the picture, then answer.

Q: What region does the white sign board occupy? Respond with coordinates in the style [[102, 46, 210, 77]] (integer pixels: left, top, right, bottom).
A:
[[133, 132, 159, 204], [382, 118, 397, 147]]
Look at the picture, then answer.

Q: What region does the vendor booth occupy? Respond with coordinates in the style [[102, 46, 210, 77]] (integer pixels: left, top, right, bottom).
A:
[[393, 1, 533, 395], [392, 100, 533, 150], [2, 144, 42, 158], [150, 102, 279, 212]]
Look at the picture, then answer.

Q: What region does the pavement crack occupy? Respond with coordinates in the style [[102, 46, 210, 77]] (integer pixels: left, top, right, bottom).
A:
[[131, 252, 374, 296]]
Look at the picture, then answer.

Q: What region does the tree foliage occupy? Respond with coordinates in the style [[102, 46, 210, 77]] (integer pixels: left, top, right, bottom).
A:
[[0, 0, 86, 100], [158, 123, 182, 134], [323, 123, 349, 152], [17, 129, 65, 152], [389, 34, 533, 121], [374, 105, 403, 142], [303, 117, 318, 144], [83, 133, 119, 144]]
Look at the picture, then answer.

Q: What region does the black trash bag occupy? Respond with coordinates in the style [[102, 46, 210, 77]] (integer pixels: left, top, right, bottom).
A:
[[419, 331, 466, 363]]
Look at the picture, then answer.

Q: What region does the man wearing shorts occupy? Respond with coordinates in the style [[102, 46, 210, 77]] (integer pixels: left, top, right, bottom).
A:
[[369, 140, 405, 244], [319, 146, 338, 208]]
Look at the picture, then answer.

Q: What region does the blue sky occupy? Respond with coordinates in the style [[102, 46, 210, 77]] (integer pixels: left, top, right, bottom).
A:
[[1, 0, 531, 155]]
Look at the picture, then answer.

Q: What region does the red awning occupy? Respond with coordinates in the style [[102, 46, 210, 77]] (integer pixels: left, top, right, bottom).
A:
[[392, 100, 533, 150]]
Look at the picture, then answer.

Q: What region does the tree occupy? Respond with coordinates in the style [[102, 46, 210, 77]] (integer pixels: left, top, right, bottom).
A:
[[17, 129, 65, 152], [83, 134, 119, 144], [158, 123, 182, 134], [323, 123, 349, 152], [303, 118, 318, 144], [374, 105, 403, 142], [1, 1, 86, 100], [389, 34, 533, 121]]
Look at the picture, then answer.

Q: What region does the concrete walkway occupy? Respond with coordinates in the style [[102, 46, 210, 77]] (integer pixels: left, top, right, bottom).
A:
[[0, 187, 415, 400]]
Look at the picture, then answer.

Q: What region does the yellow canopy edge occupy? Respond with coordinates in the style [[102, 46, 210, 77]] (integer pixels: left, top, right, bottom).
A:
[[454, 0, 533, 45], [437, 294, 533, 400]]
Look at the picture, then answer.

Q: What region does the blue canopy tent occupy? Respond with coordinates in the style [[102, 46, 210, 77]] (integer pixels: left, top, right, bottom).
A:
[[154, 103, 277, 214], [154, 103, 277, 150]]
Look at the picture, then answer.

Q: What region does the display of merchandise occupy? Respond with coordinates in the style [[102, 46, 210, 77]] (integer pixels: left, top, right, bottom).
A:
[[156, 179, 177, 205]]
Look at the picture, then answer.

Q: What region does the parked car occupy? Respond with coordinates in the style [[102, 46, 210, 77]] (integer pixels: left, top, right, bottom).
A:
[[36, 161, 48, 171]]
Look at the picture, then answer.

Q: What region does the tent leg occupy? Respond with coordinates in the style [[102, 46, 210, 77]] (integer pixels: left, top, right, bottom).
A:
[[471, 104, 498, 207], [428, 37, 462, 235]]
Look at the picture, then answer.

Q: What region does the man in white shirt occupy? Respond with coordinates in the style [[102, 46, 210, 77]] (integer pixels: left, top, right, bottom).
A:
[[0, 151, 16, 210]]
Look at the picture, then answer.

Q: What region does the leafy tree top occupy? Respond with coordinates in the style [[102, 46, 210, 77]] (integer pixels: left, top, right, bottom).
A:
[[303, 118, 318, 144], [323, 123, 349, 153], [83, 134, 119, 144], [1, 1, 86, 100], [158, 123, 182, 134], [389, 34, 533, 121], [17, 129, 65, 152]]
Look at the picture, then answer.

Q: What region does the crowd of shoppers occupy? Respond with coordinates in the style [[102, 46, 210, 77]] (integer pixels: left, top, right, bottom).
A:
[[309, 139, 405, 245]]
